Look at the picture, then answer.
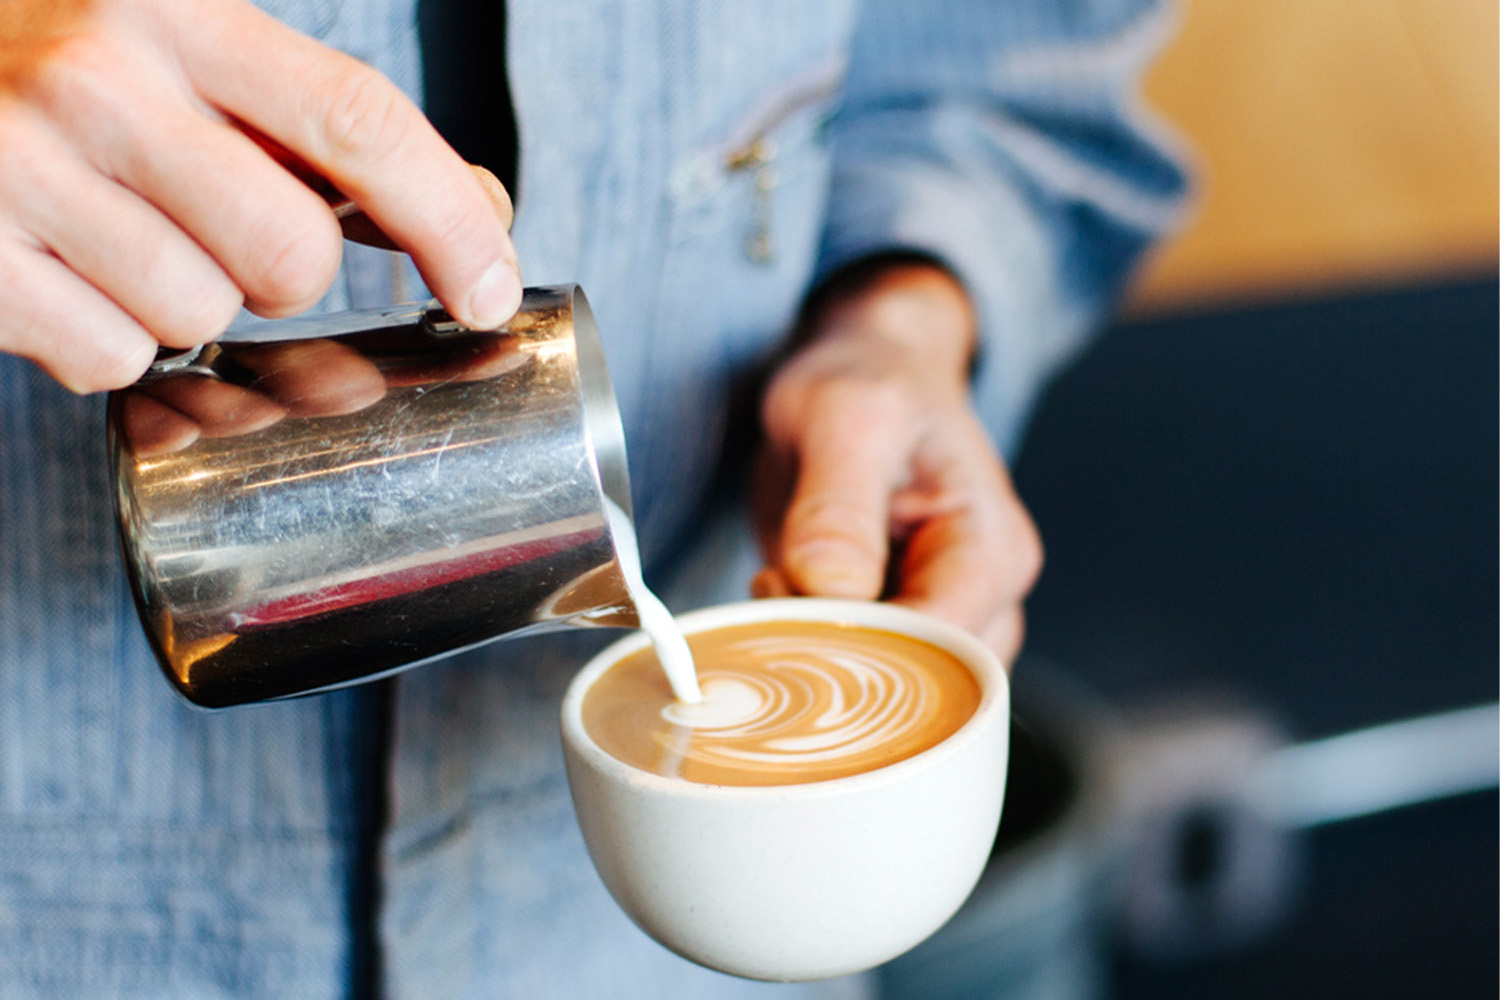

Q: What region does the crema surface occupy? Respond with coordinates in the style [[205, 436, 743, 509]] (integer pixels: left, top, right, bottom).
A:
[[582, 621, 981, 786]]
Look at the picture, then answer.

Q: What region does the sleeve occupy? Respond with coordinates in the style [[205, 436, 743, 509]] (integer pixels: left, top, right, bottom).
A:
[[816, 0, 1191, 457]]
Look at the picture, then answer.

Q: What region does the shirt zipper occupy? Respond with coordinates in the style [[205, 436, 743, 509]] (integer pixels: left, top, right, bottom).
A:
[[718, 57, 846, 265]]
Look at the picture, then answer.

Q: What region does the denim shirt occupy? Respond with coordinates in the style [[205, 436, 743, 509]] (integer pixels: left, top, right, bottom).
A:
[[0, 1, 1185, 997]]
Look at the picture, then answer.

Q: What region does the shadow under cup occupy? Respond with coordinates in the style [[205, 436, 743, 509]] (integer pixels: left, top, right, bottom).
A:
[[559, 598, 1010, 982]]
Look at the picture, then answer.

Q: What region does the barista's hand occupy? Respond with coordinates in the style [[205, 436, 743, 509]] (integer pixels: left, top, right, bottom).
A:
[[752, 263, 1043, 664], [0, 0, 520, 393]]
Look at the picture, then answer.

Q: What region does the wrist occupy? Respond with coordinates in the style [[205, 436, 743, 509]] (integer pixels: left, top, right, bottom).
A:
[[797, 254, 977, 390]]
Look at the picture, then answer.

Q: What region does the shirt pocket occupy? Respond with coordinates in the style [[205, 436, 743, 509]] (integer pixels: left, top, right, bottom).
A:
[[623, 57, 846, 555], [667, 55, 845, 272]]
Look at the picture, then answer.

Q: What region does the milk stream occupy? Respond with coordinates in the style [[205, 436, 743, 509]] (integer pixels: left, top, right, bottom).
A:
[[604, 498, 701, 703]]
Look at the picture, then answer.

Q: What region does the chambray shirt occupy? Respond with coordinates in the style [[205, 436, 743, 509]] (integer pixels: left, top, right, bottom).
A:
[[0, 1, 1184, 997]]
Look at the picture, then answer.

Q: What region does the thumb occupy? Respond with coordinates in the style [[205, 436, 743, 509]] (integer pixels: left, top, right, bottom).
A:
[[776, 416, 901, 600]]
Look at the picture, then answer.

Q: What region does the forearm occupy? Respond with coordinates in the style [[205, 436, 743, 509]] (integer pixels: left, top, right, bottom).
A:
[[817, 0, 1190, 454]]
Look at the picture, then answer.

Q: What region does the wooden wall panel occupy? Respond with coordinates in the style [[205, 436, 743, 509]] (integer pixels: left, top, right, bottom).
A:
[[1128, 0, 1498, 311]]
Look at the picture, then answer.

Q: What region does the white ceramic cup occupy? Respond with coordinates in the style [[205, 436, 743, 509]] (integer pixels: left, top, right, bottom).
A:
[[559, 598, 1010, 981]]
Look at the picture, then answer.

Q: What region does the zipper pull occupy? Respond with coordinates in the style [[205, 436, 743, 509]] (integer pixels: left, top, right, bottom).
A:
[[726, 137, 778, 264]]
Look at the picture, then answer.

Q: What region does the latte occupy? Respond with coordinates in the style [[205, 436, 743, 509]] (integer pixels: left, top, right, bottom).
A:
[[581, 619, 981, 786]]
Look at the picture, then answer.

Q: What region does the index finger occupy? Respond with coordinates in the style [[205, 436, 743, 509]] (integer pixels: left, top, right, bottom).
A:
[[172, 3, 521, 329], [775, 395, 909, 599], [889, 446, 1042, 634]]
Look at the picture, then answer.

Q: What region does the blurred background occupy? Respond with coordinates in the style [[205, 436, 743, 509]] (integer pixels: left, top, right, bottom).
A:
[[884, 0, 1497, 997]]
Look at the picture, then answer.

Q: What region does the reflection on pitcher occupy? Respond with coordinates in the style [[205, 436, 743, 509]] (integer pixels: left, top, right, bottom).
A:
[[109, 286, 637, 708], [117, 338, 387, 457], [115, 315, 547, 458]]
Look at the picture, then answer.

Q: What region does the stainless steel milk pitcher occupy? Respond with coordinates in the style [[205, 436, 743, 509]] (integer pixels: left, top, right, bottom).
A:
[[108, 285, 639, 708]]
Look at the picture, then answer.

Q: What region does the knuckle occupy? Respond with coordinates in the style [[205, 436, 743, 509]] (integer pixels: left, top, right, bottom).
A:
[[787, 493, 884, 555], [18, 32, 85, 95], [23, 30, 118, 112], [0, 115, 44, 197], [821, 377, 918, 430], [72, 345, 152, 394], [163, 276, 242, 347], [132, 240, 242, 347], [312, 62, 410, 160], [247, 215, 341, 312], [764, 371, 912, 441], [426, 206, 484, 265], [65, 332, 155, 395]]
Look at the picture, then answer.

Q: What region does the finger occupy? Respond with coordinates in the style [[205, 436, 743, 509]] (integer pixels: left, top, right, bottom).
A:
[[891, 506, 1011, 628], [116, 390, 201, 457], [749, 446, 793, 567], [138, 376, 288, 437], [4, 117, 242, 348], [777, 396, 908, 599], [32, 34, 345, 319], [379, 332, 528, 386], [890, 466, 1042, 632], [750, 567, 796, 599], [254, 139, 512, 251], [0, 237, 156, 392], [177, 5, 522, 329], [131, 115, 344, 318], [338, 164, 512, 248], [892, 505, 1030, 669], [231, 339, 387, 416], [978, 606, 1026, 671]]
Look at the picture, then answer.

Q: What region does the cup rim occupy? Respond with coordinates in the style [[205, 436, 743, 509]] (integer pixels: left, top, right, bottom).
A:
[[560, 597, 1009, 799]]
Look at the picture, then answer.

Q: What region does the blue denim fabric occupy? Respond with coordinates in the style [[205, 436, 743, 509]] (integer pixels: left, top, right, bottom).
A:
[[0, 0, 1186, 996]]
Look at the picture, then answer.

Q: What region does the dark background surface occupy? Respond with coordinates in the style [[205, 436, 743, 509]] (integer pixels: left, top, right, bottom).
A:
[[1011, 275, 1498, 998]]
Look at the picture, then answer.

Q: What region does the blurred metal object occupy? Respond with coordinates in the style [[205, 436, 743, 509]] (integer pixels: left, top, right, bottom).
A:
[[1249, 701, 1500, 830], [1109, 697, 1498, 961], [109, 285, 638, 708], [1106, 701, 1301, 961], [884, 659, 1500, 992]]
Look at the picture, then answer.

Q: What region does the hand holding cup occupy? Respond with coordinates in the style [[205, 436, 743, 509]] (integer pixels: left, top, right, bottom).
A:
[[561, 598, 1010, 981]]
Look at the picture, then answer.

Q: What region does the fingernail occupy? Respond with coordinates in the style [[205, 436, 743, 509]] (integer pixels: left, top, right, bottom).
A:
[[468, 258, 521, 330]]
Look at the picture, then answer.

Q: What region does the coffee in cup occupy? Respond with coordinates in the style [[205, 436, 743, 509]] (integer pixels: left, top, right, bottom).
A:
[[560, 598, 1009, 981], [582, 619, 981, 786]]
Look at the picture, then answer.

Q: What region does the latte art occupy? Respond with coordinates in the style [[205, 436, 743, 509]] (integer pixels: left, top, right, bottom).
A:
[[582, 621, 981, 786], [662, 638, 948, 769]]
